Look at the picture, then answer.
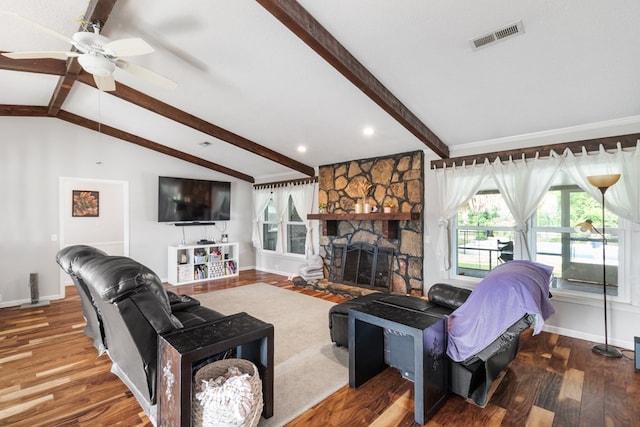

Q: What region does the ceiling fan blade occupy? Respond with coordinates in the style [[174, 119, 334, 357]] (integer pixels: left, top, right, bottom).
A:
[[2, 51, 75, 60], [94, 74, 116, 92], [116, 60, 177, 89], [0, 11, 73, 45], [105, 38, 154, 57]]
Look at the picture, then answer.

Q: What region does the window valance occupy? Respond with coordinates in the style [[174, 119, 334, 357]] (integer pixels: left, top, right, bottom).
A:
[[435, 141, 639, 271]]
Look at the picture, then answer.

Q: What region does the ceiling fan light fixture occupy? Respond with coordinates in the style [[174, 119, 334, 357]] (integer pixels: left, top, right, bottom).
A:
[[78, 53, 115, 77]]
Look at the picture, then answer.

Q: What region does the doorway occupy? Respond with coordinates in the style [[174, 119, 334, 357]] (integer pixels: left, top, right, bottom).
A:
[[59, 177, 129, 295]]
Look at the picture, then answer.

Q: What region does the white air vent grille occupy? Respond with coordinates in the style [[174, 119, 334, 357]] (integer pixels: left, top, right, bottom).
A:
[[471, 20, 524, 50]]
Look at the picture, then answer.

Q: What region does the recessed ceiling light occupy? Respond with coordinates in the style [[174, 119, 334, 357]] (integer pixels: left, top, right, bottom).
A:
[[297, 145, 307, 153], [363, 126, 375, 136], [199, 141, 212, 147]]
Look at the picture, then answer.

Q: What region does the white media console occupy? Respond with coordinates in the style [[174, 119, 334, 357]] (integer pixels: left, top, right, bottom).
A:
[[167, 242, 239, 285]]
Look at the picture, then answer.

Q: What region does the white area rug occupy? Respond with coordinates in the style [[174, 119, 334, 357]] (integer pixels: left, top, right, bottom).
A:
[[196, 283, 348, 426]]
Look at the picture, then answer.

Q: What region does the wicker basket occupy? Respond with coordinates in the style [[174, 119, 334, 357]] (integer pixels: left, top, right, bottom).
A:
[[192, 358, 263, 427]]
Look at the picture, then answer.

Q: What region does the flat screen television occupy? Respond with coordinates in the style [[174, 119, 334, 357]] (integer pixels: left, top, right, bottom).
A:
[[158, 176, 231, 223]]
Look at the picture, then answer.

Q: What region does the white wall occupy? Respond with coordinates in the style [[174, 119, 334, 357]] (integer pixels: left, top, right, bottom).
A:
[[58, 177, 128, 289], [421, 118, 640, 350], [0, 117, 254, 307], [61, 177, 127, 253], [255, 252, 306, 278]]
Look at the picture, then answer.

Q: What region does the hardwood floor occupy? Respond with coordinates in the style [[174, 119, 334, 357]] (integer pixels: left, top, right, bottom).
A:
[[1, 270, 638, 426]]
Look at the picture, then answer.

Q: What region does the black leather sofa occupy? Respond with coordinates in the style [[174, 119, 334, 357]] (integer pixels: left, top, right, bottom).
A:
[[56, 245, 228, 425], [328, 283, 532, 407]]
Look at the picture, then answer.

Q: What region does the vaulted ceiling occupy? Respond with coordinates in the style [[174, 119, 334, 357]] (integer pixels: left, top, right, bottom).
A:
[[2, 0, 639, 182]]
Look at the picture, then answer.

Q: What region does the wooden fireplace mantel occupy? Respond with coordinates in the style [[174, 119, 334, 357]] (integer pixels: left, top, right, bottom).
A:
[[307, 212, 420, 239]]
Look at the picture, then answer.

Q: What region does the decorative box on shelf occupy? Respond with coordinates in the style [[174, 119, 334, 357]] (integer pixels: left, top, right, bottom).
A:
[[177, 265, 193, 282]]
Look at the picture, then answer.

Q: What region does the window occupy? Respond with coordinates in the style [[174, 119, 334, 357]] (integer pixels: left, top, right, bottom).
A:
[[262, 195, 306, 255], [533, 186, 620, 296], [454, 191, 516, 278], [286, 196, 306, 255], [262, 199, 278, 251]]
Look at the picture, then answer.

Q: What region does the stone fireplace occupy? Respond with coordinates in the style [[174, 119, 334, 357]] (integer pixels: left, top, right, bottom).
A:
[[317, 150, 424, 295], [330, 242, 393, 292]]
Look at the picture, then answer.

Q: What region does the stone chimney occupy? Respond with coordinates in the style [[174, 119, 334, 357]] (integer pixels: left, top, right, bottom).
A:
[[318, 150, 424, 295]]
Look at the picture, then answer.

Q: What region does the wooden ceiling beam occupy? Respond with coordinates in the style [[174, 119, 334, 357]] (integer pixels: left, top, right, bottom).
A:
[[0, 58, 314, 177], [430, 133, 640, 169], [84, 0, 119, 27], [257, 0, 450, 159], [0, 53, 66, 76], [0, 105, 50, 117], [76, 73, 316, 177], [47, 0, 119, 116], [3, 0, 316, 178], [47, 59, 83, 116], [57, 110, 255, 183]]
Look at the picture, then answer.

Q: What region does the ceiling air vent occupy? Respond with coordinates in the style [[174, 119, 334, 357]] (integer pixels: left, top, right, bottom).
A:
[[470, 20, 524, 51]]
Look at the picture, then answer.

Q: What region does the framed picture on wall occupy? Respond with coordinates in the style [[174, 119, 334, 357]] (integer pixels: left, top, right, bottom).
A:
[[72, 190, 99, 217]]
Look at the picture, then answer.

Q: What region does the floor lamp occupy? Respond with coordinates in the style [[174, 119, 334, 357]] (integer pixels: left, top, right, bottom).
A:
[[581, 173, 622, 358]]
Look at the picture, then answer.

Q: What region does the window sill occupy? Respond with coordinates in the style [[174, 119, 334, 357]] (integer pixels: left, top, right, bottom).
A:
[[258, 249, 306, 259], [449, 273, 632, 307], [547, 288, 630, 307]]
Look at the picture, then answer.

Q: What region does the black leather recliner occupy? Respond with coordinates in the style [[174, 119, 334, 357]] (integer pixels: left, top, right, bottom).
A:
[[427, 283, 531, 407], [56, 245, 109, 354], [328, 283, 531, 407], [57, 246, 228, 425]]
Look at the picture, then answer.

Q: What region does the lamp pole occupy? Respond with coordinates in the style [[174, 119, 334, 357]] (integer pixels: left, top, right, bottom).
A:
[[588, 174, 622, 358]]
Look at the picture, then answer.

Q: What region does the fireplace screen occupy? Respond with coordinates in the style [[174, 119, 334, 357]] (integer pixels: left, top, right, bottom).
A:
[[330, 242, 393, 291]]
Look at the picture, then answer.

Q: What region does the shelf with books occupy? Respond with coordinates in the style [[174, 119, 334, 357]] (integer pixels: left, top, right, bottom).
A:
[[167, 242, 239, 285]]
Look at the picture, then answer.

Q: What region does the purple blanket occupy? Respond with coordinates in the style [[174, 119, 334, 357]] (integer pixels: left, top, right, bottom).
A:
[[446, 260, 555, 362]]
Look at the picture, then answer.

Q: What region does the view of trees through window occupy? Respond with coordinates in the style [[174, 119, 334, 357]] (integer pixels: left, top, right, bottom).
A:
[[534, 187, 618, 294], [536, 188, 618, 228], [262, 200, 277, 251], [454, 185, 620, 294], [456, 192, 515, 277], [286, 196, 306, 255], [262, 195, 306, 255]]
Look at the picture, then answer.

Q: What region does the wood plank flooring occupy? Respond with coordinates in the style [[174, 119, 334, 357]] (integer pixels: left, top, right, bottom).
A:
[[1, 270, 639, 426]]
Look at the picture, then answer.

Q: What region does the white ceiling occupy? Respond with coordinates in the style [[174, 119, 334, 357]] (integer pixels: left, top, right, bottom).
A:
[[1, 0, 640, 181]]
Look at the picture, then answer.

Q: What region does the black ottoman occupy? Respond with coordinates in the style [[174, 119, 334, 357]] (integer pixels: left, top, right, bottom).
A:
[[328, 292, 390, 347]]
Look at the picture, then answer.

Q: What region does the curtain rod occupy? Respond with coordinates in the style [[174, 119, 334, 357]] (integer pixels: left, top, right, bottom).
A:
[[430, 133, 640, 169], [253, 176, 318, 189]]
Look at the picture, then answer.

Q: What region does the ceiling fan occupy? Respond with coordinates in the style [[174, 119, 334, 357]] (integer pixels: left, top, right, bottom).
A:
[[1, 11, 178, 92]]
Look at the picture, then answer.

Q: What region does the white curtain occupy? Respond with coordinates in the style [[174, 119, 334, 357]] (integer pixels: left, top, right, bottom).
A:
[[273, 186, 289, 254], [490, 152, 563, 259], [435, 161, 489, 271], [251, 188, 272, 249], [564, 142, 640, 224], [289, 182, 317, 256]]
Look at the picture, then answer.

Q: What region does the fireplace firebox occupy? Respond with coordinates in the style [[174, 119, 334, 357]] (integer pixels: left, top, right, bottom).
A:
[[330, 242, 393, 292]]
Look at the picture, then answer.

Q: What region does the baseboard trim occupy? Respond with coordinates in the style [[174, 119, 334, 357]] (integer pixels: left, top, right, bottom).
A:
[[542, 324, 633, 351], [0, 294, 62, 309]]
